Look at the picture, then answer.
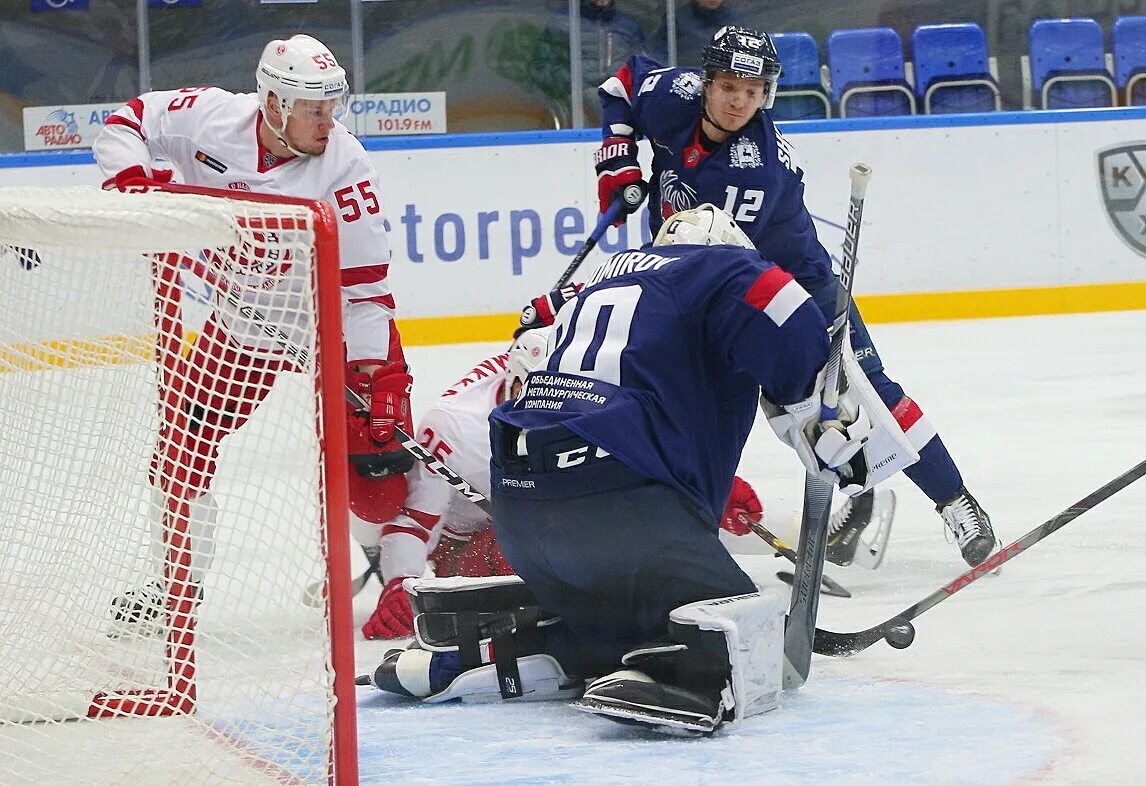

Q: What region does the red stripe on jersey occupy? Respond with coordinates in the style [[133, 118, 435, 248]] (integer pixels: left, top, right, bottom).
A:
[[105, 114, 144, 140], [347, 293, 396, 311], [891, 397, 924, 432], [342, 264, 389, 287], [126, 98, 145, 123], [617, 64, 634, 100], [744, 266, 793, 310]]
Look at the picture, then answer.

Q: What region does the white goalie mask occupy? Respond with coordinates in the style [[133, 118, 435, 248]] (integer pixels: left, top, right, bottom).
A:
[[256, 35, 349, 130], [653, 203, 756, 249], [504, 327, 551, 400]]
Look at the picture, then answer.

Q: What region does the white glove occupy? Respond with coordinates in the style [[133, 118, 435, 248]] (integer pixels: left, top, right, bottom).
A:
[[762, 389, 873, 494]]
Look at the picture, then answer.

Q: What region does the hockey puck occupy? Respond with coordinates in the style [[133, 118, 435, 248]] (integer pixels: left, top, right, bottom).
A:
[[884, 618, 915, 649]]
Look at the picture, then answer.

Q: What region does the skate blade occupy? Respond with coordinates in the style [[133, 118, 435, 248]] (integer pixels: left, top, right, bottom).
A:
[[850, 488, 896, 570]]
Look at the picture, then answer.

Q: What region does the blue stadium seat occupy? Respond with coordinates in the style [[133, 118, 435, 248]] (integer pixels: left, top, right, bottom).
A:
[[771, 32, 830, 120], [827, 27, 916, 118], [1113, 16, 1146, 105], [1028, 18, 1116, 109], [911, 23, 1000, 114]]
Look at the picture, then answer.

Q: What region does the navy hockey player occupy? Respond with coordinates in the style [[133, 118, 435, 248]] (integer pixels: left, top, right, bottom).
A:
[[592, 26, 996, 567], [363, 205, 897, 734]]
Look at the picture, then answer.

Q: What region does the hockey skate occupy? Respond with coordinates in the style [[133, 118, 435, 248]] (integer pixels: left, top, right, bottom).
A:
[[937, 487, 998, 568], [825, 488, 896, 569], [108, 579, 202, 639]]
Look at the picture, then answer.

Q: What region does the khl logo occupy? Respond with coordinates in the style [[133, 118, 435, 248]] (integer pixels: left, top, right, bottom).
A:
[[1098, 143, 1146, 256]]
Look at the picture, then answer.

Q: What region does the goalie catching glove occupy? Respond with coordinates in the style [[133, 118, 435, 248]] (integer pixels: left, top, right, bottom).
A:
[[762, 337, 919, 495]]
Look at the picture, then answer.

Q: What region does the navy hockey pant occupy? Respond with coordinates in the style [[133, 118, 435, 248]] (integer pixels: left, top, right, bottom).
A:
[[493, 478, 757, 679]]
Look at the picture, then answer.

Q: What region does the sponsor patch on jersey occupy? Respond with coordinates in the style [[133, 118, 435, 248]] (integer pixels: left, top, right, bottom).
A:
[[194, 150, 227, 174], [729, 138, 762, 169], [670, 72, 702, 100]]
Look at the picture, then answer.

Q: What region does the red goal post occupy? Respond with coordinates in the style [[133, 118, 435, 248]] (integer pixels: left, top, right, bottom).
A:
[[0, 184, 358, 785]]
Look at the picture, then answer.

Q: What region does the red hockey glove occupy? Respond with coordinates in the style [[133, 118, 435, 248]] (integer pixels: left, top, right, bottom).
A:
[[594, 136, 644, 226], [515, 284, 583, 338], [362, 577, 414, 640], [455, 528, 514, 577], [347, 361, 415, 479], [720, 475, 763, 536], [102, 164, 174, 192]]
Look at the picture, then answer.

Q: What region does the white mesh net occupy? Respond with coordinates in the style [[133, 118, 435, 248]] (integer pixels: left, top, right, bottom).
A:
[[0, 187, 351, 785]]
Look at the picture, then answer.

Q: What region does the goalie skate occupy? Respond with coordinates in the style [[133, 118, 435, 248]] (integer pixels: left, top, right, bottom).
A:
[[826, 488, 896, 570]]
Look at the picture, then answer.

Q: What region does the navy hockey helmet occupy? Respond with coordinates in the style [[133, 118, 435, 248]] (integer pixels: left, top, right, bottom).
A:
[[701, 26, 782, 108]]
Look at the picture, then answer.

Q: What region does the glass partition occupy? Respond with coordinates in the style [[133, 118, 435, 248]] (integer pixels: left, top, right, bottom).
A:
[[3, 0, 1146, 154]]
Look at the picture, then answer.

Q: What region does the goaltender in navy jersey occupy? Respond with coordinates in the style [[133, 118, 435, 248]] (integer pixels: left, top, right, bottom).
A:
[[491, 243, 828, 525], [600, 54, 830, 291]]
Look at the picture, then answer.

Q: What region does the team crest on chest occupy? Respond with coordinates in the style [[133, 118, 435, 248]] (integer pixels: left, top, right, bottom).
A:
[[670, 72, 702, 100], [729, 138, 763, 169], [658, 169, 698, 217]]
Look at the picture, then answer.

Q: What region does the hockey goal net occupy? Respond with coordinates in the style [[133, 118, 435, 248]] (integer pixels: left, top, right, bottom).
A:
[[0, 186, 357, 785]]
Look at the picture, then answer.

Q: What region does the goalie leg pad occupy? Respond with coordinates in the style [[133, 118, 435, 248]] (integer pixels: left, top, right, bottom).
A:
[[572, 590, 786, 734]]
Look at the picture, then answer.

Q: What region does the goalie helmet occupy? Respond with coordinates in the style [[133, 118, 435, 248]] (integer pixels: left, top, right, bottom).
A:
[[653, 204, 755, 249], [256, 35, 349, 122], [504, 327, 551, 400], [701, 26, 782, 109]]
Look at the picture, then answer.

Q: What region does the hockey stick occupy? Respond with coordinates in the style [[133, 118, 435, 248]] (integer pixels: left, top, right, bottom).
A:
[[553, 184, 646, 290], [747, 521, 852, 598], [813, 457, 1146, 656], [783, 163, 872, 690], [303, 545, 382, 607], [177, 253, 493, 514]]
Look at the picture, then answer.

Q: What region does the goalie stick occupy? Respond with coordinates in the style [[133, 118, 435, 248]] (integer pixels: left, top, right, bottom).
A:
[[784, 162, 872, 690], [812, 456, 1146, 656]]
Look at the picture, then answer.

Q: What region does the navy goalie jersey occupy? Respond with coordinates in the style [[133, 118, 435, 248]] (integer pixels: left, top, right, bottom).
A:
[[491, 243, 829, 525], [599, 55, 833, 292]]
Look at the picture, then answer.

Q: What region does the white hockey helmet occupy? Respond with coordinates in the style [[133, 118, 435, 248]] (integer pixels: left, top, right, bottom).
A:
[[504, 327, 551, 400], [653, 203, 755, 249], [256, 35, 349, 121]]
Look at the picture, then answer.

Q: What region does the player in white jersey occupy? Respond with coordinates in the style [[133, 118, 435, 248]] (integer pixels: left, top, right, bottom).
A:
[[357, 324, 776, 640], [93, 34, 413, 635]]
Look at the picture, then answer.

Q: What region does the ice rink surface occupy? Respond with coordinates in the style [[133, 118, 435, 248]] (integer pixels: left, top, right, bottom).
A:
[[353, 310, 1146, 785]]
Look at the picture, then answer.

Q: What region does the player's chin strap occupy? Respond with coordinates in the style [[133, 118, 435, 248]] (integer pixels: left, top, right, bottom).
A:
[[265, 104, 312, 158]]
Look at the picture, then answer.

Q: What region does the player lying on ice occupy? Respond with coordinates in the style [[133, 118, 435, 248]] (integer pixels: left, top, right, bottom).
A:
[[360, 204, 919, 735], [355, 295, 896, 641]]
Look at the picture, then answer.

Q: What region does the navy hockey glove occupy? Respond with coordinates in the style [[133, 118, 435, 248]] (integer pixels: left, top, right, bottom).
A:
[[594, 136, 645, 226], [515, 284, 582, 338]]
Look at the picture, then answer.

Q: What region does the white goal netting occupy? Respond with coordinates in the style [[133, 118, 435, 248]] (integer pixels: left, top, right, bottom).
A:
[[0, 186, 355, 785]]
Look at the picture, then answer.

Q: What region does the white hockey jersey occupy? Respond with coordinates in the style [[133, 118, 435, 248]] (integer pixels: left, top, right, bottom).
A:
[[406, 352, 513, 536], [93, 87, 397, 364]]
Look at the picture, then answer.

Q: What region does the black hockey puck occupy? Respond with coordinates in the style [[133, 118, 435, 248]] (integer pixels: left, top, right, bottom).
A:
[[884, 618, 916, 649]]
